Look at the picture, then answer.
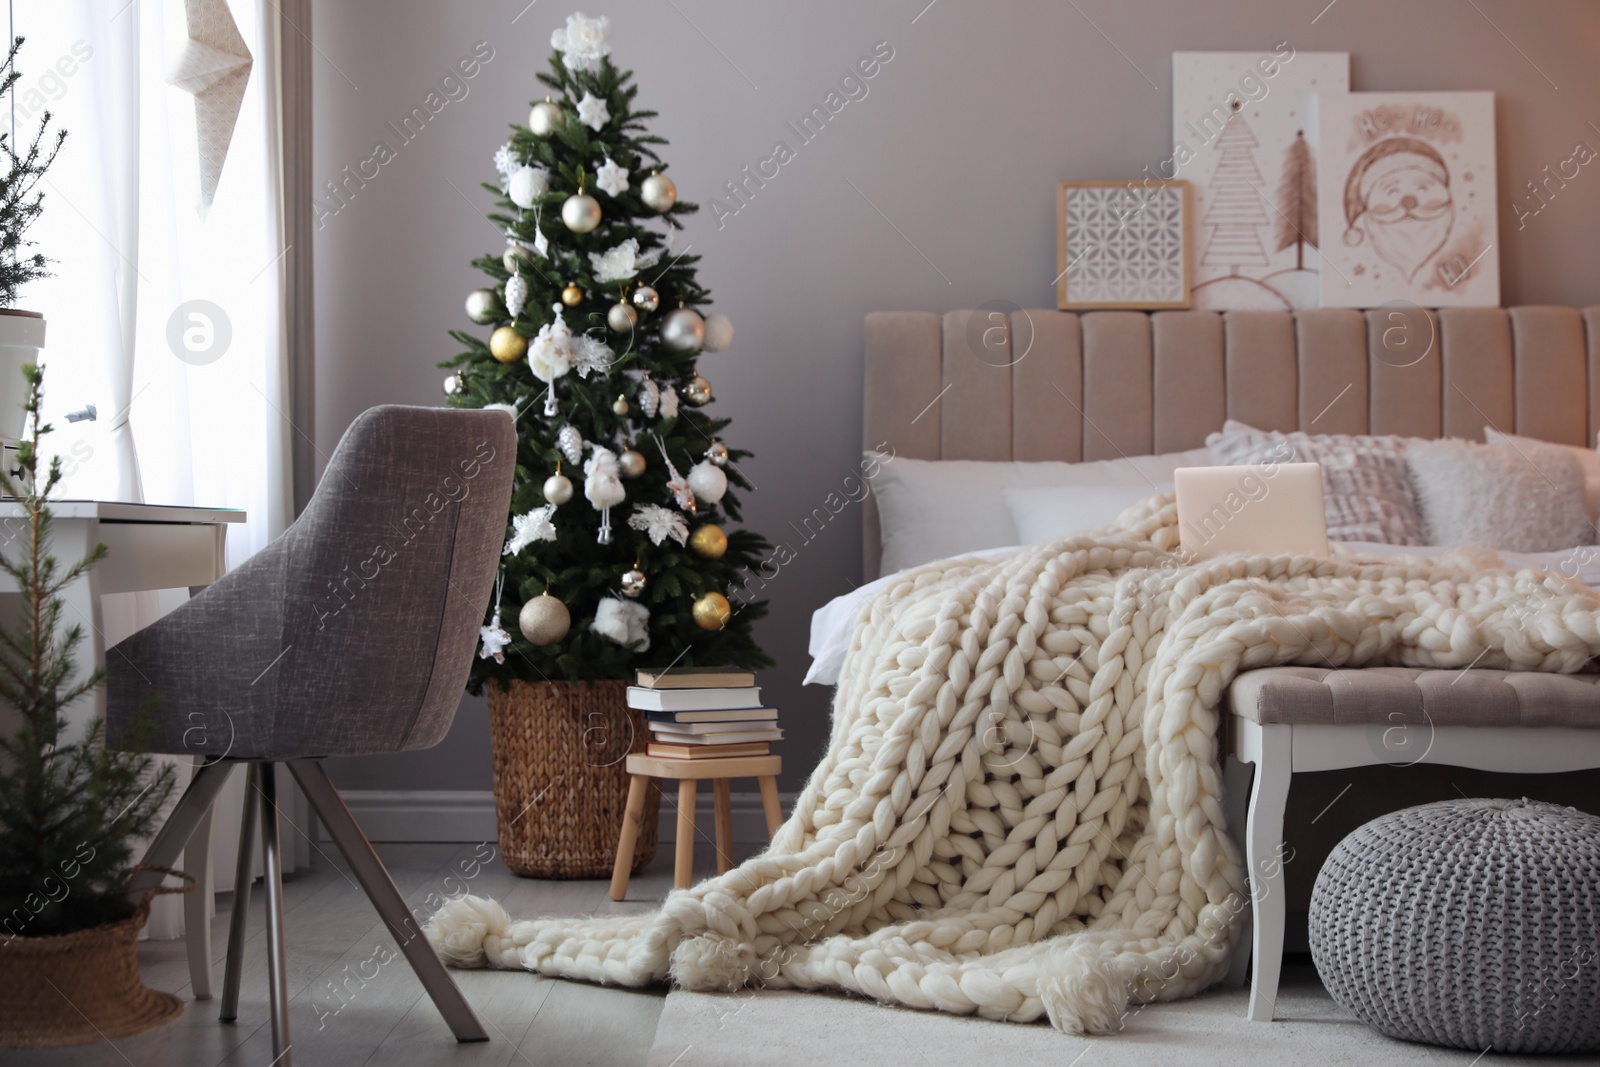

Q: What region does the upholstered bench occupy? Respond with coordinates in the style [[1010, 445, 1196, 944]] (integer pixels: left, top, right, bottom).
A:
[[1222, 666, 1600, 1022]]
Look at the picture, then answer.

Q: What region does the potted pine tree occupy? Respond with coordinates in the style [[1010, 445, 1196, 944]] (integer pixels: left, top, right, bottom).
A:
[[0, 365, 182, 1046], [0, 38, 64, 443], [442, 11, 772, 878]]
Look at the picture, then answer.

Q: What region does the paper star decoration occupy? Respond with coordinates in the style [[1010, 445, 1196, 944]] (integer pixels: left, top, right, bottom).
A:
[[576, 92, 611, 132], [595, 157, 629, 198], [165, 0, 254, 218]]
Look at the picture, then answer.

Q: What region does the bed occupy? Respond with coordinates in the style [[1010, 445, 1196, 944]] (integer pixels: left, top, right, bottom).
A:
[[823, 304, 1600, 1021]]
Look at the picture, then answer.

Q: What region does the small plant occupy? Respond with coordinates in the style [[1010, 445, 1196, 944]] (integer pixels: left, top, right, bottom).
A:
[[0, 365, 174, 938], [0, 36, 66, 308]]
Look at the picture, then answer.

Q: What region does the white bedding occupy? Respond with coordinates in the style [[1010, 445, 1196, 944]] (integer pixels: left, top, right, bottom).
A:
[[805, 542, 1600, 686]]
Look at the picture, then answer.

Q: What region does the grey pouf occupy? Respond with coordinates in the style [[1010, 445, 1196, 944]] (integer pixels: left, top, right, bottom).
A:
[[1310, 798, 1600, 1054]]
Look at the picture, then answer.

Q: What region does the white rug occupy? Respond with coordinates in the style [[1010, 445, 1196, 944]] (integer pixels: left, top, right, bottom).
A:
[[645, 965, 1573, 1066]]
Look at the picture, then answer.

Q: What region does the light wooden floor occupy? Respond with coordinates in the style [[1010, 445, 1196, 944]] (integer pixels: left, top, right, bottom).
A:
[[9, 836, 741, 1067]]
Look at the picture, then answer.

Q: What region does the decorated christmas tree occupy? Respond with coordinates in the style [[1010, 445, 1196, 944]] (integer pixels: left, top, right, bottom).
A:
[[442, 12, 771, 688]]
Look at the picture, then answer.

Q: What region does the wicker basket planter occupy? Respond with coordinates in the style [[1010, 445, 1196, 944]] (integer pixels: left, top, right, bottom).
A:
[[0, 871, 191, 1048], [487, 679, 659, 878]]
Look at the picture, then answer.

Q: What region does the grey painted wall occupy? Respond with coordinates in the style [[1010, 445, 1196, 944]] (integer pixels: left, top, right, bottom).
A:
[[315, 0, 1600, 794]]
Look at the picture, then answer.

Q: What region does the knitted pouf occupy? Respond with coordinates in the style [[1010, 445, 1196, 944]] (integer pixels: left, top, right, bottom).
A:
[[1310, 798, 1600, 1054]]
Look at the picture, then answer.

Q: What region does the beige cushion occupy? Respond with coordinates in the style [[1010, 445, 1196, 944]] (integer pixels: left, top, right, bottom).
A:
[[1228, 666, 1600, 727], [1406, 437, 1593, 552]]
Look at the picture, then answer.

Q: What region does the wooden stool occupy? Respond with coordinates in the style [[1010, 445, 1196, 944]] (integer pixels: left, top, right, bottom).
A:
[[609, 753, 783, 900]]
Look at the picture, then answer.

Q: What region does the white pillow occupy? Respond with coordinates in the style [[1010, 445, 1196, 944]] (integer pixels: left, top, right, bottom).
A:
[[1483, 427, 1600, 521], [1406, 438, 1593, 551], [1003, 483, 1173, 545], [866, 447, 1209, 574]]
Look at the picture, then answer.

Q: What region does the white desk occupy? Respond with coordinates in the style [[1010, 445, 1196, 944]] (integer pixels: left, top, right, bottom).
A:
[[0, 500, 246, 997]]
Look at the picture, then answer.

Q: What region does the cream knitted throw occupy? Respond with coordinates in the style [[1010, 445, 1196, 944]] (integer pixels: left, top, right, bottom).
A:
[[427, 499, 1600, 1034]]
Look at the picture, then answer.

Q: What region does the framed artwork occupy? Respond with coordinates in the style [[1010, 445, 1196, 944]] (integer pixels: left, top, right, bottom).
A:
[[1056, 180, 1191, 310], [1316, 91, 1499, 308], [1172, 50, 1350, 310]]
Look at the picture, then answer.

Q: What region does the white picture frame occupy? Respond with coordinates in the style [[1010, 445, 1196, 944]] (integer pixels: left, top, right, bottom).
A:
[[1316, 91, 1500, 308], [1172, 50, 1350, 310]]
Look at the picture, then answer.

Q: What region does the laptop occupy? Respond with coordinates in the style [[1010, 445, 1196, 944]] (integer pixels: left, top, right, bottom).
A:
[[1174, 462, 1329, 560]]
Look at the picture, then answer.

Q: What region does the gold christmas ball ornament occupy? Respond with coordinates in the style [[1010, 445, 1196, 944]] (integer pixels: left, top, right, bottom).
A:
[[518, 594, 571, 645], [465, 288, 502, 324], [443, 371, 464, 396], [660, 307, 706, 353], [683, 375, 713, 406], [692, 591, 732, 631], [688, 523, 727, 559], [528, 98, 565, 137], [619, 448, 646, 478], [503, 242, 534, 272], [631, 285, 660, 313], [562, 284, 584, 307], [620, 568, 647, 598], [705, 441, 729, 467], [562, 191, 601, 233], [607, 302, 638, 333], [640, 171, 678, 213], [489, 326, 528, 363], [542, 473, 574, 505], [611, 394, 630, 416]]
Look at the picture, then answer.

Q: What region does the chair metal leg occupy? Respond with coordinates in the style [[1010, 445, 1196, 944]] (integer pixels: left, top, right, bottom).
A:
[[259, 763, 293, 1064], [184, 788, 217, 1000], [127, 760, 235, 901], [287, 760, 488, 1044], [220, 764, 259, 1022]]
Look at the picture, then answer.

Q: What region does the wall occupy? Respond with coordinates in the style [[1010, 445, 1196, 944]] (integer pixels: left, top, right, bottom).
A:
[[313, 0, 1600, 798]]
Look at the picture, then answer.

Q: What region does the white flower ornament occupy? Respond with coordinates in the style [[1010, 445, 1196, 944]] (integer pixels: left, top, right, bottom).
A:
[[595, 157, 629, 198], [576, 91, 610, 131], [551, 12, 611, 73]]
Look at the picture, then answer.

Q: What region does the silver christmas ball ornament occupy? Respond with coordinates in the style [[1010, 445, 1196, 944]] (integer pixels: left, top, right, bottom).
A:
[[562, 192, 601, 233], [518, 594, 571, 645], [631, 286, 659, 313], [619, 448, 646, 478], [443, 371, 464, 396], [703, 313, 735, 353], [640, 172, 678, 213], [528, 99, 565, 137], [620, 568, 647, 598], [503, 242, 534, 273], [683, 376, 713, 406], [705, 441, 729, 467], [465, 288, 502, 324], [660, 307, 705, 353], [607, 302, 638, 333], [543, 473, 574, 505]]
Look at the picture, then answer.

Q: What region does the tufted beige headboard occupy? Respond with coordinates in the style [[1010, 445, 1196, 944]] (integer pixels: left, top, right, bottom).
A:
[[862, 306, 1600, 579]]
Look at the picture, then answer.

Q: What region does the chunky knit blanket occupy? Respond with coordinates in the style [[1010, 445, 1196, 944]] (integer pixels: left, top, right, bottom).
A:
[[427, 498, 1600, 1034]]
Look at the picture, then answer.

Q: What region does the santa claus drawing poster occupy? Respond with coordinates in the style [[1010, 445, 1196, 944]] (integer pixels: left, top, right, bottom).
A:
[[1317, 92, 1499, 308]]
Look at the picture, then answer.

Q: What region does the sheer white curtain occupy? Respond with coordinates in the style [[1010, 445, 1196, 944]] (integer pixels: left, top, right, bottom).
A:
[[17, 0, 301, 937]]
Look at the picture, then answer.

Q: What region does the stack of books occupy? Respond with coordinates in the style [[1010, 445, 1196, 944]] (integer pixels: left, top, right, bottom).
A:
[[630, 667, 780, 759]]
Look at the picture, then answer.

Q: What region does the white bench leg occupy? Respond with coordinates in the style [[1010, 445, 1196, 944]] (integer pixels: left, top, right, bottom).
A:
[[1222, 754, 1254, 988], [1245, 724, 1292, 1022]]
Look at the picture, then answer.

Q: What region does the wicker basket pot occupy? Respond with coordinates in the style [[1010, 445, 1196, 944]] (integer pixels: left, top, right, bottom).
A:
[[487, 679, 659, 878], [0, 870, 191, 1048]]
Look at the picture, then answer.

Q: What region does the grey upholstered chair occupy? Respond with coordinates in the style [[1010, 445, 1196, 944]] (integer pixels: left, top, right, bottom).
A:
[[110, 405, 515, 1064]]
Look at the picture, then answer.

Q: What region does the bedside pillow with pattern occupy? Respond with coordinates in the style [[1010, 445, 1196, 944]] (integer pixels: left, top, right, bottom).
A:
[[1205, 420, 1426, 545]]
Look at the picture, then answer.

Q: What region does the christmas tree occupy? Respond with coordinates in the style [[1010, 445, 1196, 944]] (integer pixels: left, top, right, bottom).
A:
[[1201, 106, 1270, 271], [1273, 129, 1318, 270], [442, 12, 771, 689]]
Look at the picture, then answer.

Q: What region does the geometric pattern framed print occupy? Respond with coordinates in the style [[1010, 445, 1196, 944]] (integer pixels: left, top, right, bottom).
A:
[[1057, 180, 1191, 310], [1317, 91, 1500, 308], [1172, 51, 1349, 310]]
